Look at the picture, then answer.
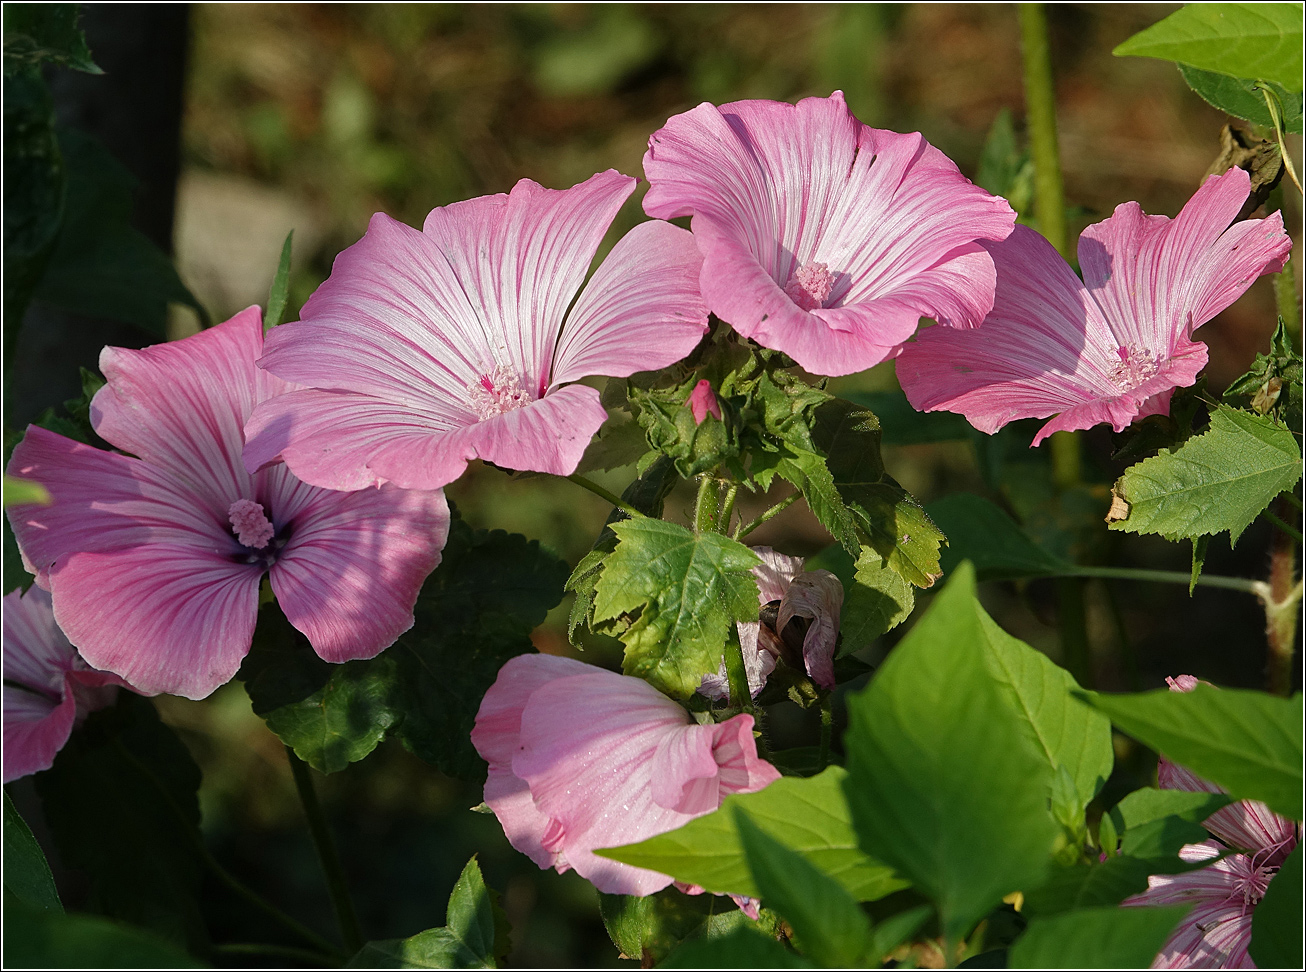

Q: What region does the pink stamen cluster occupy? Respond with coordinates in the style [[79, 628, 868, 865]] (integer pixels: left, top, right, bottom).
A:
[[468, 365, 535, 420], [784, 262, 834, 311], [228, 499, 275, 549], [1110, 344, 1162, 391]]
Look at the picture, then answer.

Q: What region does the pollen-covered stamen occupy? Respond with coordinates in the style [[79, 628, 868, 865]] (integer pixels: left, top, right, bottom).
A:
[[1232, 861, 1274, 915], [468, 364, 534, 420], [1108, 344, 1162, 391], [784, 262, 834, 312], [228, 499, 275, 549]]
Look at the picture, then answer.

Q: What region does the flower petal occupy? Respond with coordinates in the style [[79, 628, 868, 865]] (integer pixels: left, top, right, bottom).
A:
[[751, 546, 804, 603], [3, 685, 75, 784], [3, 586, 75, 695], [778, 569, 844, 690]]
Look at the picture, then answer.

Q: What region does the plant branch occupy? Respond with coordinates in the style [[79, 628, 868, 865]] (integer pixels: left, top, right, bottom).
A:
[[1261, 507, 1304, 544], [694, 475, 722, 534], [734, 492, 800, 540], [1056, 566, 1270, 598], [719, 482, 740, 534], [565, 474, 643, 519]]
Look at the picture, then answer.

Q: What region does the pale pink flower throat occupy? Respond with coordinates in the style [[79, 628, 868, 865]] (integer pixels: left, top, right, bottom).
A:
[[784, 262, 834, 312], [468, 364, 534, 421]]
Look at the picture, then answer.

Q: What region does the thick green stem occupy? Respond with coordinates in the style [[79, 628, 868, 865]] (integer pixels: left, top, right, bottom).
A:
[[734, 492, 800, 540], [723, 624, 751, 711], [565, 474, 643, 519], [719, 482, 740, 534], [287, 748, 363, 956], [694, 475, 722, 534], [818, 694, 834, 771], [1019, 2, 1068, 260]]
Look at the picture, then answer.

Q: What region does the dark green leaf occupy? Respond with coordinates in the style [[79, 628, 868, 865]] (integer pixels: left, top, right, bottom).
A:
[[598, 767, 906, 902], [843, 563, 1059, 944], [2, 4, 101, 73], [3, 792, 61, 912], [927, 493, 1070, 581], [1223, 318, 1303, 430], [841, 545, 914, 652], [1107, 788, 1233, 860], [1250, 843, 1302, 968], [1179, 64, 1304, 133], [594, 518, 760, 698], [974, 108, 1034, 219], [600, 887, 775, 966], [575, 413, 652, 474], [34, 694, 208, 953], [1010, 904, 1188, 969], [735, 810, 873, 967], [660, 925, 810, 969], [2, 895, 200, 969], [264, 230, 293, 329], [1022, 855, 1184, 917], [1114, 3, 1303, 90], [1081, 685, 1302, 819]]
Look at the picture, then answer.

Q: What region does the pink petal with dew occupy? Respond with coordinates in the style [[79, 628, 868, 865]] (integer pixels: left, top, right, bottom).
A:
[[550, 219, 709, 386], [6, 426, 234, 587], [48, 544, 263, 700], [778, 569, 844, 690], [269, 484, 449, 663]]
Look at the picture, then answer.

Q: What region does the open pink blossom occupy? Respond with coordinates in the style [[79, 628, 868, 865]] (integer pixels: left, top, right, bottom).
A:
[[642, 91, 1016, 376], [471, 654, 780, 896], [700, 546, 844, 700], [3, 585, 129, 782], [1123, 674, 1299, 968], [243, 170, 710, 492], [5, 308, 450, 700], [897, 167, 1292, 446]]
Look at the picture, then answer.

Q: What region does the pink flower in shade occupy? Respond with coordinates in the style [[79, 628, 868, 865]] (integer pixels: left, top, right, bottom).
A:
[[5, 308, 450, 701], [1123, 675, 1300, 969], [471, 654, 781, 896], [242, 170, 710, 492], [896, 167, 1292, 446], [687, 379, 723, 424], [642, 91, 1016, 377], [700, 547, 844, 700], [3, 586, 133, 782]]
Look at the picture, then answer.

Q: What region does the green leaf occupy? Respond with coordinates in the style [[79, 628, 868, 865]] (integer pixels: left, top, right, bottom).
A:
[[840, 545, 915, 653], [974, 108, 1035, 218], [660, 925, 810, 969], [927, 493, 1070, 581], [2, 4, 101, 73], [1107, 789, 1233, 860], [1250, 843, 1302, 968], [264, 230, 293, 329], [1022, 854, 1198, 917], [594, 518, 761, 698], [601, 888, 776, 966], [597, 767, 906, 902], [3, 792, 61, 912], [843, 390, 973, 445], [974, 605, 1113, 809], [3, 895, 201, 969], [1179, 64, 1304, 133], [842, 563, 1059, 945], [34, 128, 205, 335], [349, 856, 507, 969], [34, 694, 208, 953], [735, 810, 874, 968], [1108, 407, 1302, 544], [2, 474, 50, 507], [1114, 3, 1303, 91], [575, 413, 652, 474], [1082, 685, 1303, 820], [1010, 904, 1189, 969], [1223, 318, 1303, 430]]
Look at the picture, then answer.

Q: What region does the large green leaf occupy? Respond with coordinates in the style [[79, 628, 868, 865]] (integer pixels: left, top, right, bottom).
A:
[[840, 545, 915, 652], [1108, 407, 1302, 544], [1250, 843, 1303, 968], [660, 926, 809, 969], [3, 792, 61, 912], [1082, 685, 1302, 820], [1022, 853, 1208, 918], [1010, 904, 1189, 969], [348, 857, 508, 969], [1106, 789, 1233, 859], [593, 517, 761, 698], [735, 811, 873, 968], [601, 888, 777, 966], [842, 563, 1059, 944], [1179, 64, 1304, 133], [597, 767, 905, 902], [3, 895, 200, 969], [927, 493, 1069, 581], [34, 694, 208, 953], [1114, 3, 1304, 91]]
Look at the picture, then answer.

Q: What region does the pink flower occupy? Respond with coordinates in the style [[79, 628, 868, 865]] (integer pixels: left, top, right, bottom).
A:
[[1123, 675, 1299, 968], [700, 546, 844, 700], [896, 168, 1292, 446], [642, 91, 1016, 376], [687, 379, 723, 424], [471, 654, 781, 896], [5, 308, 450, 700], [3, 585, 127, 782], [243, 170, 710, 492]]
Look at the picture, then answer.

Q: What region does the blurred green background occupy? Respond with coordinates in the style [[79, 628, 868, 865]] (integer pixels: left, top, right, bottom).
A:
[[14, 3, 1300, 967]]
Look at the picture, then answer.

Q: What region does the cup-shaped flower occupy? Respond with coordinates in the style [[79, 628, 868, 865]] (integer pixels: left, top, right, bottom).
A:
[[642, 91, 1016, 377], [3, 585, 128, 782], [5, 308, 450, 700], [699, 546, 844, 700], [896, 168, 1292, 446], [1123, 675, 1299, 968], [243, 170, 710, 492], [471, 654, 780, 896]]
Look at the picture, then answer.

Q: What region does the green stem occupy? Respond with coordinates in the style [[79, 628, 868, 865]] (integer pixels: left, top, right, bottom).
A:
[[694, 475, 722, 534], [723, 624, 752, 711], [1056, 565, 1269, 597], [1275, 253, 1301, 337], [818, 694, 834, 771], [565, 474, 643, 519], [1281, 490, 1303, 512], [286, 748, 363, 956], [734, 493, 800, 540], [213, 942, 337, 966], [719, 482, 740, 534], [1019, 2, 1068, 259], [1261, 508, 1304, 544]]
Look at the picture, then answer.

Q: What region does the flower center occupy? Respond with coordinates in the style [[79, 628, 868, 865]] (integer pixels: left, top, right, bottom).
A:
[[228, 499, 275, 549], [468, 365, 534, 420], [1109, 344, 1162, 391], [784, 262, 834, 312], [1233, 860, 1274, 915]]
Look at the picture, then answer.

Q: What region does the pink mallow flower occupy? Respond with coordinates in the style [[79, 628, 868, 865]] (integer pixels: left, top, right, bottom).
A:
[[243, 170, 710, 492], [896, 167, 1292, 446], [642, 91, 1016, 377], [471, 654, 781, 896], [5, 308, 450, 701], [1123, 675, 1299, 968], [700, 547, 844, 700], [3, 585, 128, 782]]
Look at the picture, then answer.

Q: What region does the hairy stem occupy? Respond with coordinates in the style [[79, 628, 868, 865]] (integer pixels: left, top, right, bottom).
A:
[[694, 475, 722, 534], [734, 492, 800, 540], [719, 482, 740, 534], [565, 474, 644, 519], [723, 624, 752, 712], [286, 748, 363, 956]]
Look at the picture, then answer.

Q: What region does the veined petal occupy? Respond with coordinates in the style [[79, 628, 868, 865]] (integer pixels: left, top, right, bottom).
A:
[[551, 220, 709, 386], [48, 545, 262, 700], [779, 569, 844, 690], [448, 384, 609, 479], [751, 546, 804, 603], [3, 685, 75, 783], [3, 586, 75, 695], [269, 485, 450, 663]]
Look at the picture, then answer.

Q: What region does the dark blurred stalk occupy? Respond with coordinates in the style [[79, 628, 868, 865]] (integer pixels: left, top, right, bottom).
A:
[[1265, 495, 1301, 696]]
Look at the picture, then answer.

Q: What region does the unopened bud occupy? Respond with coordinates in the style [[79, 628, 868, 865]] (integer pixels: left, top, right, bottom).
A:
[[687, 380, 722, 424]]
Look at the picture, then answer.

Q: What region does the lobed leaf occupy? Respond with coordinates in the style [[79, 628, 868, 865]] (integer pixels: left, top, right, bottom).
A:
[[600, 887, 776, 966], [840, 545, 915, 653]]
